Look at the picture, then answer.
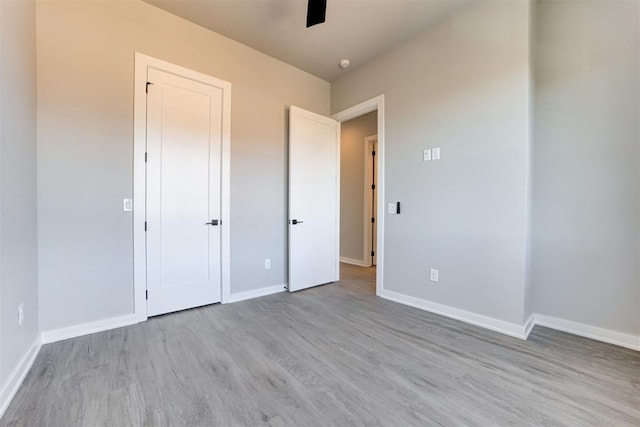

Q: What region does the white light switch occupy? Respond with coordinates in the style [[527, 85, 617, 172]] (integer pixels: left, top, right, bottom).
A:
[[123, 199, 133, 212], [430, 269, 439, 282], [423, 149, 431, 162], [387, 203, 396, 214], [432, 147, 441, 160]]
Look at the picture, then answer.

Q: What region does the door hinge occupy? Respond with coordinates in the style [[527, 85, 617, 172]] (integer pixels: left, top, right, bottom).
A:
[[144, 221, 147, 232], [144, 152, 148, 163], [371, 184, 375, 190], [371, 217, 375, 223], [371, 251, 375, 257], [372, 151, 376, 156], [145, 290, 148, 300], [146, 81, 153, 93]]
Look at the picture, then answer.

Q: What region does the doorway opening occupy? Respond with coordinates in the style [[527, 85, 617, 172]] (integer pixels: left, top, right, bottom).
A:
[[333, 95, 385, 296], [338, 113, 377, 294]]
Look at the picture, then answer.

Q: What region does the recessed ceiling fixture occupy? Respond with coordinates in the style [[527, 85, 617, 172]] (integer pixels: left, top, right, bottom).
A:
[[339, 59, 350, 69], [306, 0, 327, 28]]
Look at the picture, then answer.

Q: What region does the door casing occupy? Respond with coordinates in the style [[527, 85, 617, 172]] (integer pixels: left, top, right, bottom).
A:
[[133, 53, 232, 322]]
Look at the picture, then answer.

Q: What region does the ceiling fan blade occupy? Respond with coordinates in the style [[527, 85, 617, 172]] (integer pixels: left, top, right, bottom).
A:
[[306, 0, 326, 28]]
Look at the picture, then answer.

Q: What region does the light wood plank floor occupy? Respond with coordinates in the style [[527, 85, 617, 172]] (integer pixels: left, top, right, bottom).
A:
[[2, 264, 639, 426]]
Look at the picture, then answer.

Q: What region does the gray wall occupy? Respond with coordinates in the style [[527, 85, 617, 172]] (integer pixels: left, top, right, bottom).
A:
[[332, 1, 533, 325], [340, 111, 377, 262], [36, 0, 330, 332], [0, 0, 39, 388], [532, 0, 640, 335]]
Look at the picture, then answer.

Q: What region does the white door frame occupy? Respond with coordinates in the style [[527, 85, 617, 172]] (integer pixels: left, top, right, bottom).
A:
[[133, 52, 232, 322], [332, 95, 385, 296], [364, 134, 377, 267]]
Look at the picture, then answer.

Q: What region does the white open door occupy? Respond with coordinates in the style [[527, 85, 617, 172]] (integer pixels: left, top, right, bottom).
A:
[[288, 106, 340, 292], [146, 67, 223, 316]]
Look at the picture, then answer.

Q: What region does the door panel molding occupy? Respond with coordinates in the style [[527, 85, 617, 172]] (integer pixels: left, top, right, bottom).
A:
[[133, 52, 231, 322]]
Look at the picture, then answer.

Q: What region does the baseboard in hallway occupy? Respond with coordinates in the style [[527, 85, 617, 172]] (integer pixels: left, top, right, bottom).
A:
[[339, 257, 370, 267]]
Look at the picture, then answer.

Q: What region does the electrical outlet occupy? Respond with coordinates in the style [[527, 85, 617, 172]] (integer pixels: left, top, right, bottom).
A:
[[430, 269, 439, 282], [18, 303, 24, 326], [423, 149, 432, 162], [432, 147, 441, 160], [264, 259, 271, 269]]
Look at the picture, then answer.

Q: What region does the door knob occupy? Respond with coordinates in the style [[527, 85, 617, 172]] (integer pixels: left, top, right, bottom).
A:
[[291, 219, 304, 225], [205, 219, 219, 226]]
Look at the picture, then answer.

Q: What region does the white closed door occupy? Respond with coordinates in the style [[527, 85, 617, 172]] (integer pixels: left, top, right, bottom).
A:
[[146, 68, 222, 316], [288, 106, 340, 292]]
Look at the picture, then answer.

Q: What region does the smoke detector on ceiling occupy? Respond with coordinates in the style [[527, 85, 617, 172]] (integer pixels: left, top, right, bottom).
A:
[[339, 59, 350, 69]]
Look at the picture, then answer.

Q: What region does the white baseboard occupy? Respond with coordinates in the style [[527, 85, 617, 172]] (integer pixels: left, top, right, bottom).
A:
[[379, 289, 640, 351], [224, 284, 285, 304], [40, 314, 141, 344], [0, 335, 41, 419], [40, 285, 288, 343], [339, 257, 370, 267], [533, 314, 640, 351], [523, 313, 536, 339], [379, 289, 529, 339]]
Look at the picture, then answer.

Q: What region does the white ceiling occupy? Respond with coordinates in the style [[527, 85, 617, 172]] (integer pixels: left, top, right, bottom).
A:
[[143, 0, 472, 82]]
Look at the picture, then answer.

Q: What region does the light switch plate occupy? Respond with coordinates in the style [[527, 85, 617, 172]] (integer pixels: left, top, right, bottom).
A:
[[423, 149, 431, 162], [432, 147, 441, 160], [430, 269, 439, 282], [123, 199, 133, 212], [387, 203, 396, 214]]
